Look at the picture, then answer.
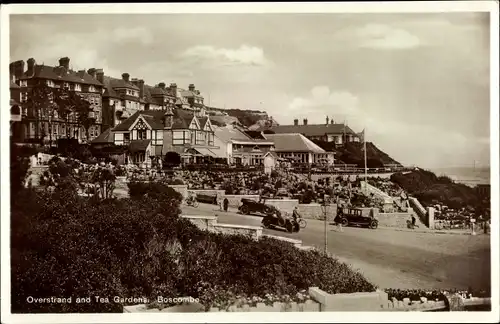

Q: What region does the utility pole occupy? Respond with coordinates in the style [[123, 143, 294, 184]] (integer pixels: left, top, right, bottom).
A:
[[323, 194, 330, 253]]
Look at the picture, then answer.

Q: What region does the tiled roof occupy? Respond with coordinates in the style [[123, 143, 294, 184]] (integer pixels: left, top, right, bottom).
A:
[[263, 133, 326, 153], [101, 76, 120, 98], [19, 65, 103, 86], [257, 123, 356, 137], [91, 128, 113, 144], [112, 108, 198, 132], [129, 139, 151, 153], [214, 125, 252, 143]]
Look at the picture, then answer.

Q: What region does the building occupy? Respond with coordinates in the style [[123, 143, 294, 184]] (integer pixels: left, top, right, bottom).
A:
[[10, 57, 105, 144], [263, 133, 334, 165], [108, 107, 217, 166], [257, 116, 359, 145], [263, 151, 278, 174], [10, 81, 22, 138], [212, 125, 275, 165]]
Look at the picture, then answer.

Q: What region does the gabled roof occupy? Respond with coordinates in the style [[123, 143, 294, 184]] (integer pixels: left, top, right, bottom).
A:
[[91, 128, 113, 144], [257, 123, 357, 137], [112, 108, 202, 132], [19, 65, 103, 86], [263, 133, 326, 153], [129, 139, 151, 153], [199, 117, 209, 129], [214, 125, 253, 143]]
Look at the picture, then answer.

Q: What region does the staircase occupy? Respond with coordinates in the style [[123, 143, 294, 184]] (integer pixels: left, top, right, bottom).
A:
[[360, 181, 393, 204], [408, 197, 428, 228]]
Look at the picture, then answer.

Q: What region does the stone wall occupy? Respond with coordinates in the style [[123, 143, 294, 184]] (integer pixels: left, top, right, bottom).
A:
[[376, 212, 414, 228], [264, 199, 299, 214], [224, 195, 260, 208], [191, 189, 225, 198], [297, 203, 337, 220], [261, 234, 303, 248], [212, 223, 262, 241]]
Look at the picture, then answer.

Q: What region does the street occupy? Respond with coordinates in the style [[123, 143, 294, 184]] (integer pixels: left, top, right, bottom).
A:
[[183, 203, 491, 291]]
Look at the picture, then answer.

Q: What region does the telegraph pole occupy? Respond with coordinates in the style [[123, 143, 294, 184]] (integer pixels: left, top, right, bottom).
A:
[[323, 194, 330, 253]]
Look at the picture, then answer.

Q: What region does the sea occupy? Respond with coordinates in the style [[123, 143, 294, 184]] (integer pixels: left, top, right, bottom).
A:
[[429, 167, 491, 187]]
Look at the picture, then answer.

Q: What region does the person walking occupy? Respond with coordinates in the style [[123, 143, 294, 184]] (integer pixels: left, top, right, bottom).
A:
[[216, 193, 223, 211], [223, 197, 229, 212]]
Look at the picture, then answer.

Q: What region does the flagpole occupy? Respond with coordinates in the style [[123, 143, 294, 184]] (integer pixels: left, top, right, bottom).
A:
[[364, 128, 368, 183]]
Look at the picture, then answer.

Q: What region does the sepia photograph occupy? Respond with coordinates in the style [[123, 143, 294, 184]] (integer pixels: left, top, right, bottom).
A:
[[1, 2, 498, 323]]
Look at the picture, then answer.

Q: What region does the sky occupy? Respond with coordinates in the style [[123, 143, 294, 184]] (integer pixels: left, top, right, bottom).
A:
[[9, 12, 491, 169]]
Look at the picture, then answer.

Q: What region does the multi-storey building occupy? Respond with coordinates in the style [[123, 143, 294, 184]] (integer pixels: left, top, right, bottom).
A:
[[104, 107, 218, 166], [257, 116, 359, 145], [10, 57, 105, 144]]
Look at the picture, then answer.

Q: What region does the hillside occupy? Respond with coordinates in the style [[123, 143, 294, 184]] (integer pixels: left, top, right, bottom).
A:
[[390, 169, 487, 211], [206, 107, 270, 128], [311, 140, 401, 168]]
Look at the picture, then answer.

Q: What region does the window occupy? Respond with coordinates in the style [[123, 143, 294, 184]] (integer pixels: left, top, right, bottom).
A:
[[208, 133, 214, 146], [21, 92, 28, 103], [124, 133, 130, 145], [20, 80, 28, 87], [195, 131, 205, 145], [173, 130, 191, 145], [154, 130, 163, 145], [137, 130, 147, 140]]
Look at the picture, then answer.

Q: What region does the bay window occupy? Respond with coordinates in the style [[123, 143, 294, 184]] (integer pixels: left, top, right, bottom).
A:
[[173, 130, 191, 145], [196, 131, 205, 145]]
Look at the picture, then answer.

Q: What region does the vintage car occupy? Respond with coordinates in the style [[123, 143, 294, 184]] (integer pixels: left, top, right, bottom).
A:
[[195, 193, 218, 205], [335, 207, 379, 229], [238, 197, 280, 217], [262, 213, 300, 233]]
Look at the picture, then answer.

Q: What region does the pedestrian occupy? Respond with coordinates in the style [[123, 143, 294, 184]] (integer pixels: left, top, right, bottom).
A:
[[217, 193, 223, 211], [411, 214, 417, 229], [336, 204, 344, 232], [223, 197, 229, 212]]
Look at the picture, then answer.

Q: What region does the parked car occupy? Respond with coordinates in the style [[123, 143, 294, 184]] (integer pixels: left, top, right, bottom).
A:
[[196, 193, 218, 204], [238, 197, 280, 217], [335, 207, 378, 229]]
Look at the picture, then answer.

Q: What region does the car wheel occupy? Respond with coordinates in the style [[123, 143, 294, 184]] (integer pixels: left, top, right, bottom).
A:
[[286, 221, 294, 233], [240, 206, 249, 215], [370, 220, 378, 229], [262, 218, 271, 228], [341, 218, 349, 227]]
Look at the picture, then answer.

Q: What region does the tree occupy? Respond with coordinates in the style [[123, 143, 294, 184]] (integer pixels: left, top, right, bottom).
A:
[[164, 151, 181, 168], [54, 89, 94, 142], [23, 80, 57, 144]]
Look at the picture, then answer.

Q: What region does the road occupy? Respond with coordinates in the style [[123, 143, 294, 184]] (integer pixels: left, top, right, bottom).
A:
[[183, 203, 491, 291]]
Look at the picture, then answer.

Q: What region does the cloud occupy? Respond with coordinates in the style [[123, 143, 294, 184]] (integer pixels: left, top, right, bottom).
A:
[[288, 86, 359, 117], [111, 26, 154, 45], [182, 45, 269, 66], [355, 24, 421, 50]]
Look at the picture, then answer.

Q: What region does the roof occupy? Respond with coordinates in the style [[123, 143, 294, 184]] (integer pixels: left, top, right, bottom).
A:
[[10, 81, 20, 89], [129, 139, 151, 153], [10, 98, 21, 106], [102, 75, 139, 98], [112, 108, 200, 132], [264, 151, 279, 159], [19, 65, 103, 86], [214, 125, 253, 143], [198, 116, 209, 129], [180, 88, 203, 98], [91, 128, 113, 144], [257, 123, 357, 137], [263, 133, 326, 153]]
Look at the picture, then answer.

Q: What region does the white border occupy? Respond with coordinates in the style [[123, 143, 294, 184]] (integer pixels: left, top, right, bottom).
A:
[[1, 2, 498, 324]]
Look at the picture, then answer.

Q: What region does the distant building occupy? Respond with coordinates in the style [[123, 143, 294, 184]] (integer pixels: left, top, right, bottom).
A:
[[257, 116, 359, 145], [212, 125, 275, 165], [10, 57, 105, 144], [263, 133, 334, 165]]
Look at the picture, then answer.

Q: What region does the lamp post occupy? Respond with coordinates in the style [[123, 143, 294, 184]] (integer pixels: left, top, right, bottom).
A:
[[322, 194, 330, 253]]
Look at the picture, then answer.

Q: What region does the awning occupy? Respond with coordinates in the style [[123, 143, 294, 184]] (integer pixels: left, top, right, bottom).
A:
[[193, 147, 216, 157], [129, 139, 151, 153]]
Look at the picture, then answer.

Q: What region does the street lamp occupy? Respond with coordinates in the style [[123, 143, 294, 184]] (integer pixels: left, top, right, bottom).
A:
[[321, 194, 331, 253]]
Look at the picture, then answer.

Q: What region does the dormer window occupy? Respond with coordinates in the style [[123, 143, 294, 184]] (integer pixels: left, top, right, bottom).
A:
[[20, 80, 28, 88], [74, 84, 81, 92], [89, 85, 95, 92]]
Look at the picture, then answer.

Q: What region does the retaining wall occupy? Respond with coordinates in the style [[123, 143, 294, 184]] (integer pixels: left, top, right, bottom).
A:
[[297, 203, 337, 220], [376, 211, 414, 228], [264, 199, 299, 214], [224, 195, 260, 208]]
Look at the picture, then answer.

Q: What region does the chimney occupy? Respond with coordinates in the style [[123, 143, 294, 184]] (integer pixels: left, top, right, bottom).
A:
[[95, 69, 104, 84], [326, 116, 329, 125], [122, 73, 130, 82], [26, 58, 36, 77], [87, 68, 97, 79], [158, 82, 166, 90], [303, 118, 308, 125], [331, 119, 334, 125], [170, 83, 177, 95], [132, 78, 145, 98], [163, 106, 174, 129], [10, 60, 25, 82], [59, 57, 70, 70], [188, 83, 195, 91], [294, 119, 298, 126]]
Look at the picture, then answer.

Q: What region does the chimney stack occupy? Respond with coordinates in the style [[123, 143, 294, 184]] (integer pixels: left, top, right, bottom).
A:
[[132, 78, 145, 98], [330, 119, 334, 125], [170, 83, 177, 95], [188, 84, 195, 91], [303, 118, 308, 125], [87, 68, 97, 79], [163, 106, 174, 129], [294, 119, 299, 126], [95, 69, 104, 84], [326, 116, 329, 125], [122, 73, 130, 82], [59, 57, 70, 70], [158, 82, 166, 90]]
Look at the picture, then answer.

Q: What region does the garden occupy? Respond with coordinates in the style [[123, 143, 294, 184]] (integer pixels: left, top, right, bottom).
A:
[[11, 152, 377, 313]]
